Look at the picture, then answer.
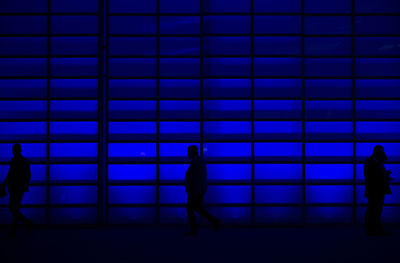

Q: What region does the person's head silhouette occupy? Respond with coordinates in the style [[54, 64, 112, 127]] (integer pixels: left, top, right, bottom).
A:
[[187, 145, 199, 160], [12, 143, 22, 157], [373, 145, 387, 162]]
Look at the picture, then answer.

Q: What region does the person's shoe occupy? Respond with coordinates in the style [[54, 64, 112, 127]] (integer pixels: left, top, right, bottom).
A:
[[213, 219, 220, 234], [25, 220, 34, 235], [184, 231, 198, 237]]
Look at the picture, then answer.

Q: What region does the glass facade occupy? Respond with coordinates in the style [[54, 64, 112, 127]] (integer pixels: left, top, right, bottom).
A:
[[1, 0, 400, 225]]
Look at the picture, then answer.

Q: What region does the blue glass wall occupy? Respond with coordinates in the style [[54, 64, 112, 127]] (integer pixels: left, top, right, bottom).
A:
[[1, 0, 400, 225]]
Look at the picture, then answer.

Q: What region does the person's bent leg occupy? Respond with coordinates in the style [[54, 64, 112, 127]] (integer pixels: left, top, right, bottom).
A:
[[192, 196, 220, 233], [186, 196, 197, 236]]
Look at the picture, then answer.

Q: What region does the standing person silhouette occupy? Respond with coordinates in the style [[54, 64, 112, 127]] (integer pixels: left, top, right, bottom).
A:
[[185, 145, 220, 236], [1, 143, 33, 238], [364, 145, 392, 236]]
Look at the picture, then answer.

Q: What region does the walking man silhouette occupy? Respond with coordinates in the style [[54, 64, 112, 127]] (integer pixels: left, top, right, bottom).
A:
[[1, 143, 33, 238], [185, 145, 220, 236], [364, 145, 392, 236]]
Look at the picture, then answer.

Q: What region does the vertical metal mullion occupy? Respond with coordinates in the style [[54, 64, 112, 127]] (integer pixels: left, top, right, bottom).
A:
[[156, 0, 160, 225], [46, 0, 51, 225], [301, 0, 306, 225], [98, 0, 107, 225], [351, 0, 357, 225], [250, 0, 255, 225]]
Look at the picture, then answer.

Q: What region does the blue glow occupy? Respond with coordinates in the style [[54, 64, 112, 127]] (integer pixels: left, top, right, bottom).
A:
[[51, 100, 98, 119], [307, 207, 352, 223], [356, 143, 400, 161], [50, 186, 97, 204], [207, 164, 251, 181], [306, 186, 353, 204], [204, 79, 250, 98], [254, 121, 302, 140], [0, 186, 46, 205], [109, 122, 156, 140], [204, 186, 251, 204], [159, 143, 200, 161], [306, 122, 353, 140], [109, 100, 156, 120], [0, 143, 46, 162], [50, 122, 98, 140], [160, 122, 200, 140], [204, 121, 251, 140], [50, 165, 97, 182], [50, 143, 98, 161], [255, 186, 302, 204], [255, 100, 302, 119], [160, 186, 186, 204], [254, 79, 302, 98], [0, 80, 46, 98], [108, 143, 156, 160], [160, 79, 200, 98], [108, 186, 156, 204], [108, 164, 156, 181], [108, 208, 156, 224], [255, 164, 302, 181], [255, 143, 302, 161], [51, 79, 98, 98], [256, 207, 302, 224], [0, 122, 46, 140], [50, 208, 97, 224], [109, 79, 156, 98], [159, 164, 189, 181], [306, 164, 353, 180], [306, 143, 353, 161]]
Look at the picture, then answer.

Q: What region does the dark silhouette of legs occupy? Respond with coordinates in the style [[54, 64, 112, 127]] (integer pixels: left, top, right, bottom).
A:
[[9, 191, 32, 237], [365, 196, 385, 235], [186, 195, 219, 235]]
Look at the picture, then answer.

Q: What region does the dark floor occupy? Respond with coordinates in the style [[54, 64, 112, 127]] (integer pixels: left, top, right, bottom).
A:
[[1, 225, 399, 263]]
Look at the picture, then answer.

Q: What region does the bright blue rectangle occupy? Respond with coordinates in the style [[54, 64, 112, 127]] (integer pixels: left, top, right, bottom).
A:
[[108, 186, 156, 204], [50, 186, 97, 204], [50, 165, 97, 182], [205, 186, 251, 204], [357, 101, 400, 119], [204, 143, 251, 159], [50, 122, 97, 140], [255, 121, 302, 140], [255, 164, 302, 181], [159, 164, 189, 181], [159, 143, 200, 160], [108, 143, 156, 159], [357, 122, 400, 140], [204, 100, 251, 119], [306, 186, 353, 203], [255, 186, 302, 204], [0, 122, 46, 141], [51, 100, 98, 119], [160, 122, 200, 140], [160, 101, 200, 119], [109, 100, 156, 119], [50, 143, 98, 160], [204, 121, 251, 140], [306, 122, 353, 140], [109, 122, 156, 141], [356, 143, 400, 162], [306, 143, 353, 161], [108, 164, 156, 181], [255, 100, 302, 119], [306, 164, 353, 180], [0, 143, 46, 162], [255, 143, 302, 161], [0, 101, 46, 119], [207, 164, 251, 181]]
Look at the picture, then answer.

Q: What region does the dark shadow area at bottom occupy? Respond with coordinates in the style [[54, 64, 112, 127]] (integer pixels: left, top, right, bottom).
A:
[[1, 226, 400, 263]]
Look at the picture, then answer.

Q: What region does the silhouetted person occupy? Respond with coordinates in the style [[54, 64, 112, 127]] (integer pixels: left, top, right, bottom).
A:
[[364, 145, 392, 236], [185, 145, 220, 236], [1, 143, 33, 238]]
